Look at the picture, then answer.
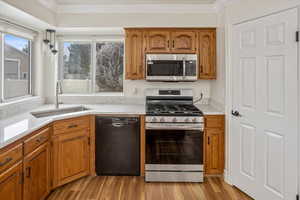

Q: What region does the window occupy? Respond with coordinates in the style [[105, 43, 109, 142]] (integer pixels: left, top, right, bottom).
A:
[[61, 42, 92, 93], [59, 40, 124, 94], [3, 34, 31, 100]]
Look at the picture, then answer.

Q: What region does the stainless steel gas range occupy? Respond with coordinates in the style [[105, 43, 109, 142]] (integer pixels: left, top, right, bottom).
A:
[[145, 89, 204, 182]]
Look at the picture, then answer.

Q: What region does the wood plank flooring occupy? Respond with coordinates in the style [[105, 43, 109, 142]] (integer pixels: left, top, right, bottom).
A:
[[47, 176, 253, 200]]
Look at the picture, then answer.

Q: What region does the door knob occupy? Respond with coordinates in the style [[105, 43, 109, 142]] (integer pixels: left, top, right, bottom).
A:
[[232, 110, 242, 117]]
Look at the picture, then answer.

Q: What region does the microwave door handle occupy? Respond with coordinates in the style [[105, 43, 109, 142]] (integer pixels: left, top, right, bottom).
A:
[[183, 58, 186, 77]]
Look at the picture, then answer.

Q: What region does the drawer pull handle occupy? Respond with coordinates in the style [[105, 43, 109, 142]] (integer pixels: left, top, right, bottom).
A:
[[0, 157, 13, 167], [68, 124, 78, 129], [36, 136, 46, 143]]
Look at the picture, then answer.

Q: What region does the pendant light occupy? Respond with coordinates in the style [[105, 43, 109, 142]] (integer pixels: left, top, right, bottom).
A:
[[43, 29, 58, 55]]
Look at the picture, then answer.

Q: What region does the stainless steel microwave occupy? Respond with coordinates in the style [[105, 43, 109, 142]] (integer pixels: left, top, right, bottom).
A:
[[146, 54, 198, 82]]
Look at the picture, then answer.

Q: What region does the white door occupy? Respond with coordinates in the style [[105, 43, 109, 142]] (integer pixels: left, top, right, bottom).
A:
[[232, 8, 298, 200]]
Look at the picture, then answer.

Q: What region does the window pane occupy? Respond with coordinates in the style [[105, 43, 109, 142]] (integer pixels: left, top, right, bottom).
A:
[[95, 42, 123, 92], [4, 34, 31, 99], [61, 42, 92, 93]]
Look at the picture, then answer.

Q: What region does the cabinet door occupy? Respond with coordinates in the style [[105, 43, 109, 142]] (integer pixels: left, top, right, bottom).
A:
[[52, 130, 89, 187], [125, 30, 145, 80], [205, 128, 224, 174], [198, 31, 216, 79], [171, 31, 197, 53], [23, 143, 50, 200], [0, 162, 22, 200], [145, 30, 170, 53]]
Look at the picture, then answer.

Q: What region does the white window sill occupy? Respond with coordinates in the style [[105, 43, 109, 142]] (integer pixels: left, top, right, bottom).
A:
[[0, 96, 41, 107]]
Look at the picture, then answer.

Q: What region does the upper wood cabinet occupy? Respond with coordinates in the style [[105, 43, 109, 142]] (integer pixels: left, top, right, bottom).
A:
[[0, 161, 22, 200], [145, 30, 170, 53], [125, 28, 216, 80], [125, 30, 145, 80], [23, 143, 50, 200], [171, 31, 197, 53], [199, 31, 216, 79], [52, 129, 90, 187]]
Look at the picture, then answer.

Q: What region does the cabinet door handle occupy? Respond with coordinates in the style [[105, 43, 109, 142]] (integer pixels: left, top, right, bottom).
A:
[[0, 157, 12, 167], [208, 136, 210, 145], [167, 40, 170, 48], [200, 65, 203, 73], [68, 124, 78, 129], [26, 167, 31, 178], [172, 40, 175, 48]]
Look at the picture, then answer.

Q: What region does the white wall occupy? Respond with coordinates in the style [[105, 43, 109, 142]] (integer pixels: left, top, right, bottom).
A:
[[210, 6, 226, 110], [57, 13, 217, 28]]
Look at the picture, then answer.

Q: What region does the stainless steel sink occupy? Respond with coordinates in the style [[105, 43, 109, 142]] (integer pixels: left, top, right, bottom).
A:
[[31, 106, 89, 118]]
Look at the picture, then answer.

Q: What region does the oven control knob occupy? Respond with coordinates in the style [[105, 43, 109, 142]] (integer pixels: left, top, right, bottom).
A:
[[152, 117, 157, 122], [172, 118, 177, 122], [185, 118, 190, 122], [192, 118, 197, 122], [160, 118, 165, 122]]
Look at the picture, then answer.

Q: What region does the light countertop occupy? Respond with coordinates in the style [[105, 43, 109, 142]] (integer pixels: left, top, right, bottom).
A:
[[0, 103, 223, 149]]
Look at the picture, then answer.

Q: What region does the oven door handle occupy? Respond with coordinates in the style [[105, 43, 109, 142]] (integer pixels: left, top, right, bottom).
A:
[[146, 123, 204, 131]]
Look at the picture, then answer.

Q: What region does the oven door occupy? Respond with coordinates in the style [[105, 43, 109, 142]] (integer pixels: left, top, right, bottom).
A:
[[146, 129, 203, 166]]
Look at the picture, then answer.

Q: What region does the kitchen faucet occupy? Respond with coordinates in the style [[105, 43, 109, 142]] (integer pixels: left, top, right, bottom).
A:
[[55, 81, 63, 109]]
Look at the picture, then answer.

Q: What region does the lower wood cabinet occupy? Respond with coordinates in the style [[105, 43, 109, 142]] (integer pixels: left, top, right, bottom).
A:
[[52, 129, 90, 187], [204, 115, 225, 175], [23, 143, 50, 200], [0, 161, 22, 200]]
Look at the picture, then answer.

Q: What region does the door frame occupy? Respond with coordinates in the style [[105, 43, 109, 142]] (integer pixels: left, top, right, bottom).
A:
[[225, 7, 300, 196]]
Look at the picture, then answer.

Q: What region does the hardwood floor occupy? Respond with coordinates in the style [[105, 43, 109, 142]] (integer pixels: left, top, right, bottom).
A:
[[47, 176, 252, 200]]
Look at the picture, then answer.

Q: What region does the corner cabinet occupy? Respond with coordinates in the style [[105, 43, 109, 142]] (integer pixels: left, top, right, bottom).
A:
[[52, 131, 90, 187], [125, 29, 145, 80], [204, 115, 225, 175], [199, 31, 216, 79], [124, 28, 216, 80]]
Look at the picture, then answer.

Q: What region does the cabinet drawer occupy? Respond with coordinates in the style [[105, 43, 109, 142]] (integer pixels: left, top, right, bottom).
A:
[[24, 127, 50, 155], [0, 144, 23, 173], [53, 116, 90, 135], [205, 115, 225, 129]]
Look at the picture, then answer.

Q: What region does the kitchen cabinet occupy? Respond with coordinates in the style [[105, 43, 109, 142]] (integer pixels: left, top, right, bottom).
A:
[[145, 30, 170, 53], [171, 31, 197, 53], [125, 28, 216, 80], [125, 29, 145, 80], [52, 129, 90, 187], [199, 31, 216, 79], [0, 162, 22, 200], [204, 115, 225, 175], [23, 143, 50, 200]]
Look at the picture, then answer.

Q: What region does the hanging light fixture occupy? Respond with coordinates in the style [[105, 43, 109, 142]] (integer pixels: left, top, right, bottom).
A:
[[43, 29, 58, 55]]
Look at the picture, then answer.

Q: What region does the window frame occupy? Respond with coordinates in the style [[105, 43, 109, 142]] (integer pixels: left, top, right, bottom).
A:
[[58, 38, 124, 95], [0, 32, 33, 103]]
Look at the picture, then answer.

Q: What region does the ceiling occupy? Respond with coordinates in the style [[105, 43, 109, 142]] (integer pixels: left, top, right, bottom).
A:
[[55, 0, 217, 5]]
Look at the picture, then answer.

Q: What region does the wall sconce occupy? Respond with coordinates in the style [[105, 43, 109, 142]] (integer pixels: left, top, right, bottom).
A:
[[43, 29, 58, 55]]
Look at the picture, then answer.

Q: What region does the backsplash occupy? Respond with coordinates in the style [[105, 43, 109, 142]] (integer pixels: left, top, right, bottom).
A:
[[0, 97, 45, 120], [55, 80, 211, 105]]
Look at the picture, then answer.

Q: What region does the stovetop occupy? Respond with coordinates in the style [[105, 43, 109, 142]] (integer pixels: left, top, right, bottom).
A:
[[146, 103, 203, 116]]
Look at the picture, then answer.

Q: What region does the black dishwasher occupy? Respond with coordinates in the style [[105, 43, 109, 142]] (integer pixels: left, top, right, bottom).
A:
[[95, 116, 140, 176]]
